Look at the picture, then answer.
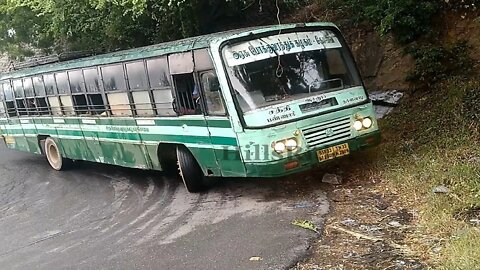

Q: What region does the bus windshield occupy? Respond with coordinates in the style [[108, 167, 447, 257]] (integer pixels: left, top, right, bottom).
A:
[[223, 30, 362, 114]]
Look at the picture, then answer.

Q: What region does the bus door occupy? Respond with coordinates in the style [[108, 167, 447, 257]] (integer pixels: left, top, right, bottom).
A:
[[196, 49, 246, 177], [168, 51, 221, 176]]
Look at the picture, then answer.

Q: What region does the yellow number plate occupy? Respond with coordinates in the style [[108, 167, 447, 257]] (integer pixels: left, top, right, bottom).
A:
[[317, 143, 350, 162]]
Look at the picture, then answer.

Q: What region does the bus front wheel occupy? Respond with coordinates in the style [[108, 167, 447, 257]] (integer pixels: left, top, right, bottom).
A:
[[45, 137, 72, 171], [176, 146, 206, 193]]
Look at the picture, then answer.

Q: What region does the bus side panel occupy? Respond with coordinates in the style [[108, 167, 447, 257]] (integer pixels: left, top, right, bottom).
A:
[[79, 119, 106, 163], [189, 147, 222, 176], [98, 119, 152, 170], [56, 118, 92, 161], [8, 118, 30, 152], [213, 148, 245, 177], [144, 144, 162, 170], [22, 120, 42, 154]]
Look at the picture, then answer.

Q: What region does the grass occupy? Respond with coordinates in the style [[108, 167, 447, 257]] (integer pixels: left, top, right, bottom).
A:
[[360, 78, 480, 268]]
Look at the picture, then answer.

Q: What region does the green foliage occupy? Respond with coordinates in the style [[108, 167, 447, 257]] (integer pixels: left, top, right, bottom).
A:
[[406, 41, 474, 89], [326, 0, 440, 44], [0, 0, 309, 58]]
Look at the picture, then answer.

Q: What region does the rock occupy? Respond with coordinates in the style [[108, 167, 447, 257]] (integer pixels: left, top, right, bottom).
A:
[[374, 196, 390, 210], [293, 201, 313, 209], [369, 90, 405, 119], [341, 218, 359, 227], [388, 221, 402, 227], [322, 173, 343, 185], [432, 246, 442, 254], [432, 185, 450, 194], [359, 224, 383, 232], [470, 219, 480, 226]]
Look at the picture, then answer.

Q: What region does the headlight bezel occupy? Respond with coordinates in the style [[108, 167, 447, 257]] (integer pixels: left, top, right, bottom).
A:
[[354, 116, 374, 131], [272, 137, 299, 154]]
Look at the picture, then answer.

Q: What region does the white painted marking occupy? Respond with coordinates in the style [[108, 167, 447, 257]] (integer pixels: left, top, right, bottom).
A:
[[53, 119, 65, 124], [136, 119, 155, 126], [82, 119, 96, 124]]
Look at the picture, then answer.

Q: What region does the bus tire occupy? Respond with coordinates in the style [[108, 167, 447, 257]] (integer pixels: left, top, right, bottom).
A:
[[176, 146, 205, 193], [44, 137, 72, 171]]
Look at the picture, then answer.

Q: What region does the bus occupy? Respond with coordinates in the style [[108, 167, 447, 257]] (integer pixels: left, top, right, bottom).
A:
[[0, 22, 380, 192]]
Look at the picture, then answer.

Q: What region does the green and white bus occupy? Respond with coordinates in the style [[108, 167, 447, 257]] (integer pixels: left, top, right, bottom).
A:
[[0, 22, 380, 192]]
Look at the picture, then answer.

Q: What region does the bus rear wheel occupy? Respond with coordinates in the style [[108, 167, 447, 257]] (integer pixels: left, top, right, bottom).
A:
[[176, 146, 206, 193], [45, 137, 72, 171]]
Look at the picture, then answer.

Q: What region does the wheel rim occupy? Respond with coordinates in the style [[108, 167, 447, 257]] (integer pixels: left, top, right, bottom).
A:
[[48, 144, 60, 165], [46, 140, 61, 170]]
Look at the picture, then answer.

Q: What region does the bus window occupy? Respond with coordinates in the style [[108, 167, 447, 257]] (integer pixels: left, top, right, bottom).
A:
[[23, 78, 34, 98], [0, 85, 5, 117], [152, 89, 174, 116], [23, 78, 38, 115], [83, 68, 106, 115], [84, 68, 101, 93], [173, 73, 201, 115], [147, 57, 174, 116], [88, 94, 105, 115], [127, 61, 154, 116], [44, 74, 57, 96], [35, 97, 49, 115], [55, 72, 70, 95], [16, 99, 27, 116], [69, 70, 86, 94], [32, 76, 49, 115], [107, 92, 132, 116], [147, 58, 171, 88], [201, 71, 225, 115], [13, 79, 24, 98], [132, 91, 154, 116], [60, 96, 75, 116], [33, 76, 46, 96], [72, 95, 88, 115], [126, 61, 148, 90], [101, 65, 126, 92], [3, 83, 16, 117], [48, 96, 62, 116]]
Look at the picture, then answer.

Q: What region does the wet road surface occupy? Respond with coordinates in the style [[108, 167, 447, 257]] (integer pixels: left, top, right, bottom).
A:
[[0, 143, 329, 270]]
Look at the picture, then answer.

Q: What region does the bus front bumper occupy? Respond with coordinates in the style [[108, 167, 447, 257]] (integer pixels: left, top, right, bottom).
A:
[[244, 130, 381, 178]]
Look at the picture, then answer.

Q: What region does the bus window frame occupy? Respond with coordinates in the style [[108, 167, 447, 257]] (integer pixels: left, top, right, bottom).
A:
[[125, 60, 155, 117], [12, 78, 28, 116], [83, 66, 110, 117], [2, 81, 17, 117], [145, 56, 176, 117], [100, 63, 134, 117], [193, 49, 228, 117]]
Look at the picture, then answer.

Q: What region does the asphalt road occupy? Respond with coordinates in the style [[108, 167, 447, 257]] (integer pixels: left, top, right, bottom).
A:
[[0, 143, 330, 270]]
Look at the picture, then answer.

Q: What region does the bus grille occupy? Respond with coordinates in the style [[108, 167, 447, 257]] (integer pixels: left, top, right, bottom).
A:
[[302, 117, 352, 148]]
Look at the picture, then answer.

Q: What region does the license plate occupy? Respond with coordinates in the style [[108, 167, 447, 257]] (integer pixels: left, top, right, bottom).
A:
[[317, 143, 350, 162]]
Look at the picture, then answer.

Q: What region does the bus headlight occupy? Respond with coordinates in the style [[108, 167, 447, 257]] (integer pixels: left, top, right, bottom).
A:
[[285, 138, 298, 151], [273, 138, 298, 154], [353, 120, 363, 131], [273, 141, 287, 153], [362, 117, 373, 129], [354, 117, 374, 131]]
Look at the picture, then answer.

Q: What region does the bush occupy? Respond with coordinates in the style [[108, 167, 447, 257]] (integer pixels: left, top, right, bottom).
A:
[[406, 41, 474, 89], [326, 0, 440, 44]]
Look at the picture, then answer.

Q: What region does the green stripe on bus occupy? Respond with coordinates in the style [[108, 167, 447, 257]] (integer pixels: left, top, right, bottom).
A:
[[6, 116, 232, 128], [7, 129, 238, 146]]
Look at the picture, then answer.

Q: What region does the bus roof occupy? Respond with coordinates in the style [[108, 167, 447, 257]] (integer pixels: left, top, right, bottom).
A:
[[0, 22, 337, 81]]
